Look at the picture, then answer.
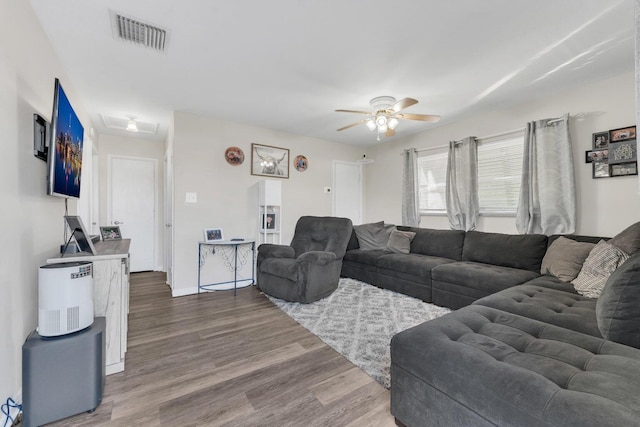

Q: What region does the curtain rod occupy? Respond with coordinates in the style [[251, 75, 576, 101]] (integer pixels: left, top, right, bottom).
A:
[[407, 114, 575, 155], [412, 127, 525, 154]]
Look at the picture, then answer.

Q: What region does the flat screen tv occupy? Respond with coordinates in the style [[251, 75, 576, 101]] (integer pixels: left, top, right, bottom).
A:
[[46, 78, 84, 199]]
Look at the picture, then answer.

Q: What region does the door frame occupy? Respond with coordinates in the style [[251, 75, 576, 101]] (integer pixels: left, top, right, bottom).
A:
[[107, 154, 159, 271], [332, 160, 363, 224], [164, 150, 174, 289]]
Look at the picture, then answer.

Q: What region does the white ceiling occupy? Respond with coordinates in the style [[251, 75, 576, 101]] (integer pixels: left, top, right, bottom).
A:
[[28, 0, 635, 146]]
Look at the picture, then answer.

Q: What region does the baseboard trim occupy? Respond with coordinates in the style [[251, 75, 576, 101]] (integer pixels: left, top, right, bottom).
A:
[[172, 287, 198, 297]]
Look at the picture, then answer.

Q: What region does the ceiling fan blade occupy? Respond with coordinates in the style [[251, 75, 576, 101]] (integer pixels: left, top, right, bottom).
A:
[[337, 120, 368, 131], [396, 113, 441, 122], [391, 97, 418, 112], [335, 109, 372, 115], [385, 128, 396, 137]]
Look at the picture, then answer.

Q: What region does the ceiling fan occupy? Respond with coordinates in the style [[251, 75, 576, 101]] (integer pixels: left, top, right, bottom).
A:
[[336, 96, 440, 139]]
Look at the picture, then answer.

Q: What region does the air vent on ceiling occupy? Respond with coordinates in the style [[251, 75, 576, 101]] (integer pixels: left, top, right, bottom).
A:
[[100, 115, 159, 135], [110, 10, 168, 52]]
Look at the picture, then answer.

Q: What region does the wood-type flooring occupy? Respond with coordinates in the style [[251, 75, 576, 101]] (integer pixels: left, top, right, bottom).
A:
[[47, 271, 395, 426]]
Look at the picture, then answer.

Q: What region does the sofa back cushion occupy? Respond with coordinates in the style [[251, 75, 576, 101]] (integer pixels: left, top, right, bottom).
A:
[[397, 226, 465, 260], [541, 236, 595, 282], [346, 229, 360, 251], [462, 231, 548, 272], [291, 216, 353, 259], [596, 253, 640, 349], [548, 234, 606, 246]]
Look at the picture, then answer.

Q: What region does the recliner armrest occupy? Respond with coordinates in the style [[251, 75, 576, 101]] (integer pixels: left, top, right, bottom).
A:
[[297, 251, 337, 266], [258, 244, 295, 259]]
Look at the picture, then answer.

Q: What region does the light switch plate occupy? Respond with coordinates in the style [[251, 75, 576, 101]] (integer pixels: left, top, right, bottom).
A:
[[185, 192, 197, 203]]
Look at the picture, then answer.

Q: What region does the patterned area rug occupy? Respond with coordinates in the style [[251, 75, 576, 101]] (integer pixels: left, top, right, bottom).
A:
[[267, 278, 451, 388]]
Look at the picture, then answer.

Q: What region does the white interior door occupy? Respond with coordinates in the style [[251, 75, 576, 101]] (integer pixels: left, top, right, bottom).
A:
[[333, 161, 363, 224], [109, 155, 157, 272]]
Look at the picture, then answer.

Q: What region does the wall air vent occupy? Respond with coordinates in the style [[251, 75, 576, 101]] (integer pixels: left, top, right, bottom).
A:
[[110, 10, 168, 52]]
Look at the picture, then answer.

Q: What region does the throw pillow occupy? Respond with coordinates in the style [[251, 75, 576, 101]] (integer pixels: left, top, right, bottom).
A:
[[572, 240, 629, 298], [353, 221, 391, 250], [386, 230, 416, 254], [609, 221, 640, 255], [540, 236, 595, 282], [596, 253, 640, 349]]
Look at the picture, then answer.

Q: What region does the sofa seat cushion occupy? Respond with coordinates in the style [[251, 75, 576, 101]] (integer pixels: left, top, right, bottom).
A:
[[431, 261, 540, 308], [342, 248, 389, 266], [473, 279, 600, 337], [391, 304, 640, 427], [377, 253, 456, 278]]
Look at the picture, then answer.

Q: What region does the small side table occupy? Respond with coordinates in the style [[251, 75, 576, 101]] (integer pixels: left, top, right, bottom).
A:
[[198, 240, 255, 295], [22, 317, 106, 427]]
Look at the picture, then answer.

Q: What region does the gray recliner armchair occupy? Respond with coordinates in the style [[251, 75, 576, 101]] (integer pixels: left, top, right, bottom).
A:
[[257, 216, 353, 303]]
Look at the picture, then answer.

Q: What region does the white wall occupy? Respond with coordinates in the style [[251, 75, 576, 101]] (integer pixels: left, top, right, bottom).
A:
[[171, 111, 362, 295], [365, 72, 638, 237], [97, 133, 165, 270], [0, 0, 92, 404]]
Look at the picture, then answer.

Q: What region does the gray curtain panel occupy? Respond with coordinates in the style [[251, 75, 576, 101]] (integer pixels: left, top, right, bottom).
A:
[[516, 114, 576, 235], [446, 137, 479, 231], [402, 148, 420, 227]]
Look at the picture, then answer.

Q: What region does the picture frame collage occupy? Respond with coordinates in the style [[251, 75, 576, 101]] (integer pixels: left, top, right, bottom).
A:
[[586, 126, 637, 179]]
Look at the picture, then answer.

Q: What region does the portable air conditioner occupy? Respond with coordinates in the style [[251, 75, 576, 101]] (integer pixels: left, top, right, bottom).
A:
[[38, 261, 94, 337]]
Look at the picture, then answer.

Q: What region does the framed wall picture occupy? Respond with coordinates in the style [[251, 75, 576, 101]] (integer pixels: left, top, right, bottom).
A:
[[608, 140, 637, 164], [592, 161, 610, 179], [251, 143, 289, 178], [261, 213, 277, 230], [204, 228, 224, 242], [585, 149, 608, 163], [100, 226, 122, 241], [610, 126, 636, 142], [610, 162, 638, 177], [592, 131, 609, 149]]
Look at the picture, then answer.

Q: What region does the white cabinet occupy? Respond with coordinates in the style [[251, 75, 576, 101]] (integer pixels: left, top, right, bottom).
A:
[[258, 180, 282, 245], [47, 240, 130, 375]]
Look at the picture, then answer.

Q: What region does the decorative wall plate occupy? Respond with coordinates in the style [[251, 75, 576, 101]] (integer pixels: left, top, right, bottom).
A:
[[294, 155, 308, 172], [225, 146, 245, 165]]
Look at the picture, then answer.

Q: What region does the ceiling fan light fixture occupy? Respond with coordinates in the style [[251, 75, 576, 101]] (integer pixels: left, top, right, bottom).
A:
[[366, 119, 377, 131], [335, 95, 440, 140]]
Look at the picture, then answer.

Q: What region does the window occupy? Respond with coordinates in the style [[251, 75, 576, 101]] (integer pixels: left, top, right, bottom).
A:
[[477, 136, 524, 214], [417, 150, 447, 213], [417, 134, 524, 215]]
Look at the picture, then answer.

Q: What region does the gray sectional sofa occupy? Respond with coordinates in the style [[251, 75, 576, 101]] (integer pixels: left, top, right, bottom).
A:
[[340, 222, 640, 426]]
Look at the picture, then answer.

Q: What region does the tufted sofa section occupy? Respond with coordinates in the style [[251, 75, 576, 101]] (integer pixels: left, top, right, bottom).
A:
[[472, 278, 601, 337], [391, 304, 640, 427]]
